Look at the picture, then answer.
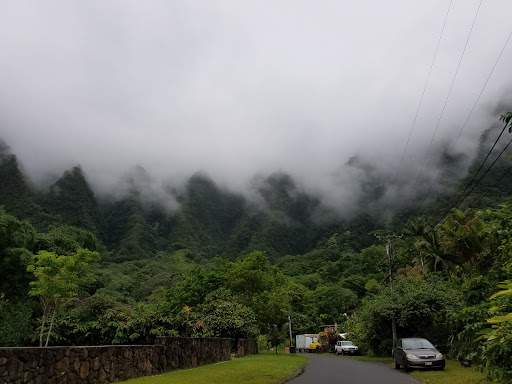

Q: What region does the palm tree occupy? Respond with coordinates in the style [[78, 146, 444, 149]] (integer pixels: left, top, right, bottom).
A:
[[404, 218, 431, 270], [404, 217, 455, 272], [439, 209, 485, 265], [403, 217, 431, 238], [414, 231, 456, 273]]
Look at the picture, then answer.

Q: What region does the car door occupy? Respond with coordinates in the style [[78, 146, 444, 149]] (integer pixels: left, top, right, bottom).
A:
[[395, 340, 404, 364]]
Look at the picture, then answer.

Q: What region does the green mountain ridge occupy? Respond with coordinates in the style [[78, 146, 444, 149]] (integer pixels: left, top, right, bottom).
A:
[[1, 129, 512, 264], [0, 152, 372, 263]]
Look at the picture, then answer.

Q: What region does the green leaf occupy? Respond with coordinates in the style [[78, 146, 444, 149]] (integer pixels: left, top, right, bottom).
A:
[[487, 314, 512, 324]]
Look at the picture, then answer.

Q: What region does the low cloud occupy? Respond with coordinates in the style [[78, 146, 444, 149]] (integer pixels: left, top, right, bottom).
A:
[[1, 1, 511, 217]]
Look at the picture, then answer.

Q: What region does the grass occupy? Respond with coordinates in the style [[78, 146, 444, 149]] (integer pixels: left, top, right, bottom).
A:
[[411, 360, 487, 384], [343, 356, 488, 384], [119, 352, 308, 384]]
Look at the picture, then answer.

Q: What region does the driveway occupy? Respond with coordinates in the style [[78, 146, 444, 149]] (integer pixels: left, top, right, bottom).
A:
[[288, 354, 421, 384]]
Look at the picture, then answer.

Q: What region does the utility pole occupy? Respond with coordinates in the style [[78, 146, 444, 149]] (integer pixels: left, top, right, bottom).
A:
[[375, 233, 402, 348], [288, 315, 293, 346]]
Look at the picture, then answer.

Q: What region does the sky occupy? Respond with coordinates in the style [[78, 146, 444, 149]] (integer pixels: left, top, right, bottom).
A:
[[1, 0, 512, 215]]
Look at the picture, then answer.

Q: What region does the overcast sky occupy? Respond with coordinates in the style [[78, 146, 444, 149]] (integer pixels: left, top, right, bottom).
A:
[[1, 0, 511, 213]]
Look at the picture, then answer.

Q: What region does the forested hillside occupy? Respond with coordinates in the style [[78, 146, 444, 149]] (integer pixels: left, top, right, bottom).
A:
[[0, 141, 385, 262], [1, 114, 512, 382]]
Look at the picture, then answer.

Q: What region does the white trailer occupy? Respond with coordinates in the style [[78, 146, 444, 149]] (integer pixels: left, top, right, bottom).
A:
[[295, 334, 319, 353]]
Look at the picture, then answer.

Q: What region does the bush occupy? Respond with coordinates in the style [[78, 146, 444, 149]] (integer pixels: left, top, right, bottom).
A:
[[0, 298, 34, 346], [351, 275, 460, 356], [479, 280, 512, 383]]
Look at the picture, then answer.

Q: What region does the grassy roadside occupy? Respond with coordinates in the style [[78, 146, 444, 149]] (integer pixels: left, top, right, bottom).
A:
[[120, 352, 308, 384], [411, 360, 487, 384], [341, 356, 487, 384]]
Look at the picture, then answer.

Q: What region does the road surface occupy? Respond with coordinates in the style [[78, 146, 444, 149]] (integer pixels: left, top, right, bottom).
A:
[[288, 354, 421, 384]]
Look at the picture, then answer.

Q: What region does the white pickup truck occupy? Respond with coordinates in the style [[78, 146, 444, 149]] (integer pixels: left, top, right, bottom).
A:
[[335, 340, 359, 355]]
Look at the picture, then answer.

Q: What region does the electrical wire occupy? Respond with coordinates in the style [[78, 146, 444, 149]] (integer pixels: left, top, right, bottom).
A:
[[380, 0, 453, 218], [418, 28, 512, 210], [402, 0, 483, 212], [448, 121, 509, 210], [474, 164, 512, 207], [434, 135, 512, 227]]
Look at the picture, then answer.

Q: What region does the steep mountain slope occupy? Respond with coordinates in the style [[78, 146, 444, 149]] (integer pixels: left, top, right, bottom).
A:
[[1, 131, 512, 263]]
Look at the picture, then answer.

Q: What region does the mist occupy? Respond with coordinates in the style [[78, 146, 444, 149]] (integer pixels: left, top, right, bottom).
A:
[[1, 0, 512, 217]]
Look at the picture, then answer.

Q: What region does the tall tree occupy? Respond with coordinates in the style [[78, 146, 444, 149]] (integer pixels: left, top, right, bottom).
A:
[[28, 249, 99, 346], [0, 207, 36, 298], [439, 209, 485, 265]]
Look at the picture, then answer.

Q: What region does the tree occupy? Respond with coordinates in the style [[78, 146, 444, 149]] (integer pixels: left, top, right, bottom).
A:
[[404, 217, 430, 239], [402, 217, 455, 272], [478, 280, 512, 382], [227, 251, 277, 295], [164, 266, 225, 315], [500, 111, 512, 131], [27, 249, 99, 346], [352, 275, 460, 355], [0, 207, 36, 298], [414, 231, 455, 272], [199, 288, 258, 339], [35, 225, 99, 255], [440, 209, 485, 265], [314, 283, 358, 323], [226, 252, 292, 331]]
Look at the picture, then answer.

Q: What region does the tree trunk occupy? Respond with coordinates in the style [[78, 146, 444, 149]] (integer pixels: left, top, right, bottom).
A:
[[39, 310, 47, 348], [45, 306, 57, 347], [391, 316, 398, 348]]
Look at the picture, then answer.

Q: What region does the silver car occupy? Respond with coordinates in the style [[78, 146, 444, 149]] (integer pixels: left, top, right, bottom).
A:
[[392, 338, 445, 371]]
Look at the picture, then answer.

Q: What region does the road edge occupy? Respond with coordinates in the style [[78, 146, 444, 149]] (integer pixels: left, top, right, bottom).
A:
[[279, 360, 309, 384]]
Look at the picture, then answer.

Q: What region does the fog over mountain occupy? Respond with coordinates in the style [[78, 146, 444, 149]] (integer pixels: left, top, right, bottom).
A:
[[1, 0, 512, 216]]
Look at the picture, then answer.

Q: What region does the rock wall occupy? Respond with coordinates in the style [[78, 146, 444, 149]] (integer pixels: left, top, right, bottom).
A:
[[0, 337, 239, 384], [235, 339, 258, 357]]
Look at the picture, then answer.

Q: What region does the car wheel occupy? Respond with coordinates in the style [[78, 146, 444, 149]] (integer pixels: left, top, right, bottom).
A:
[[335, 350, 339, 356], [404, 363, 411, 372], [394, 359, 400, 369]]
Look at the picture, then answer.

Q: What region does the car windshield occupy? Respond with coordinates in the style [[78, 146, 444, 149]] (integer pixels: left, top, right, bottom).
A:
[[402, 339, 434, 349], [341, 341, 353, 346]]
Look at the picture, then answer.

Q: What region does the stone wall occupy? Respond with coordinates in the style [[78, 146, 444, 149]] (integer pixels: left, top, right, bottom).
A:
[[0, 337, 241, 384], [235, 339, 258, 357], [154, 337, 232, 369]]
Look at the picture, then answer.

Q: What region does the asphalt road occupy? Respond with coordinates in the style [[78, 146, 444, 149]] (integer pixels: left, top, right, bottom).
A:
[[288, 354, 421, 384]]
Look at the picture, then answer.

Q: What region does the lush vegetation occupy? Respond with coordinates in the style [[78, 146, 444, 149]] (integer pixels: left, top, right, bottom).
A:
[[119, 352, 308, 384], [1, 114, 512, 382]]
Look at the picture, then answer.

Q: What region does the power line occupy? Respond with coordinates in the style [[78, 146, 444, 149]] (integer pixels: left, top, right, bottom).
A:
[[380, 0, 453, 218], [434, 136, 512, 227], [418, 28, 512, 211], [403, 0, 483, 212], [448, 121, 509, 210], [474, 164, 512, 207], [455, 137, 512, 209]]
